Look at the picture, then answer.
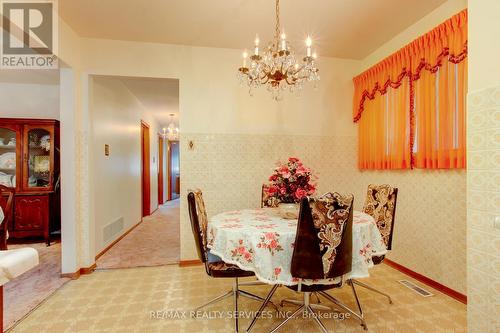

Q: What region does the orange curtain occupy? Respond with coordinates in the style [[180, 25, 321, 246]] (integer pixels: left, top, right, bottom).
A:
[[353, 9, 467, 170]]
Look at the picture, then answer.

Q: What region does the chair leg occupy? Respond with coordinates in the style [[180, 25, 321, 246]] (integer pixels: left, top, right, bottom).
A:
[[269, 304, 304, 333], [246, 284, 279, 333], [348, 280, 365, 319], [306, 305, 329, 333], [281, 297, 331, 311], [234, 278, 239, 333], [239, 290, 278, 311], [318, 291, 367, 330], [194, 290, 233, 312], [352, 279, 393, 304]]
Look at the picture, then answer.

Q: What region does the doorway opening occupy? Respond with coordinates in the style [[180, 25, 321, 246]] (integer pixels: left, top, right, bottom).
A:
[[168, 140, 180, 201], [89, 76, 180, 270]]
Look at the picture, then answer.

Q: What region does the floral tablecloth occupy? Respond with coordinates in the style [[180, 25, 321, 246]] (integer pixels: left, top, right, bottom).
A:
[[208, 208, 387, 286]]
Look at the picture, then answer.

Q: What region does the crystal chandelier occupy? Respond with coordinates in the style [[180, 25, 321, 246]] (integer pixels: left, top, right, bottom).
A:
[[162, 114, 179, 141], [238, 0, 320, 100]]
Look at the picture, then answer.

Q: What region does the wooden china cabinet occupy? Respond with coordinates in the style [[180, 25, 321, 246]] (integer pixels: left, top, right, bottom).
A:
[[0, 118, 60, 246]]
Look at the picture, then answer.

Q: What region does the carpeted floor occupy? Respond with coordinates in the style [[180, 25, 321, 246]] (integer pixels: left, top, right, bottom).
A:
[[4, 240, 69, 331], [9, 263, 466, 333], [96, 199, 180, 269]]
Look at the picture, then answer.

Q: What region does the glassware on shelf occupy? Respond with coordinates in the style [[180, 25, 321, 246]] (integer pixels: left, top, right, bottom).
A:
[[27, 128, 51, 188]]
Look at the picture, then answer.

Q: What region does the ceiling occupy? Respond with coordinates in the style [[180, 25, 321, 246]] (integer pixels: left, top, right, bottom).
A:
[[59, 0, 447, 59], [118, 77, 179, 126]]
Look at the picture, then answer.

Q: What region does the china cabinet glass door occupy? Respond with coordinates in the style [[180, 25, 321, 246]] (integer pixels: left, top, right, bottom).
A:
[[0, 126, 20, 188], [23, 126, 53, 190]]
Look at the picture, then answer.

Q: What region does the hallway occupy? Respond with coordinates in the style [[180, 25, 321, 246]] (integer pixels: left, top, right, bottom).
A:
[[96, 199, 180, 269]]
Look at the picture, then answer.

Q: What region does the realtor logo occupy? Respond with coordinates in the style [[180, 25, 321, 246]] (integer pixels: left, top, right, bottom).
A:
[[1, 0, 58, 69]]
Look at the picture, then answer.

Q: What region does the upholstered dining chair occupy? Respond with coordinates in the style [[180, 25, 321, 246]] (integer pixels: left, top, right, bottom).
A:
[[187, 189, 275, 333], [351, 184, 398, 304], [247, 192, 367, 333], [261, 184, 279, 208], [0, 185, 14, 250]]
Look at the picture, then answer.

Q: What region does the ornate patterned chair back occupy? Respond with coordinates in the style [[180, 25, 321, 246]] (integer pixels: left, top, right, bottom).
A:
[[363, 184, 398, 250], [261, 184, 279, 208], [187, 189, 209, 263], [291, 192, 354, 280]]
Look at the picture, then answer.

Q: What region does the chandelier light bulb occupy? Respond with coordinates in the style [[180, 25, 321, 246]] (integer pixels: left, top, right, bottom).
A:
[[242, 50, 248, 67], [305, 36, 312, 47], [312, 52, 317, 59]]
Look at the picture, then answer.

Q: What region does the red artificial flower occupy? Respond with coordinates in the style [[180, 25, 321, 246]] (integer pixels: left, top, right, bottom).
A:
[[288, 157, 300, 163], [267, 186, 278, 194]]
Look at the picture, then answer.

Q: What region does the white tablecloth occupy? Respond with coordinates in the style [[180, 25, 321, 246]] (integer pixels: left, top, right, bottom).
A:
[[0, 206, 4, 225], [208, 208, 387, 286]]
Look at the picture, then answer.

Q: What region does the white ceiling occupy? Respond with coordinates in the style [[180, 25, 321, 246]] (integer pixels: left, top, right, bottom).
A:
[[118, 77, 179, 127], [59, 0, 447, 59]]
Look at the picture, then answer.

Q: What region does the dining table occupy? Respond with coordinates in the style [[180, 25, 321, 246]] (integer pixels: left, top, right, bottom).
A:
[[207, 207, 387, 286]]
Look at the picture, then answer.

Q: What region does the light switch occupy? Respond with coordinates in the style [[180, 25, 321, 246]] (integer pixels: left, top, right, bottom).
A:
[[104, 144, 110, 156], [494, 216, 500, 229]]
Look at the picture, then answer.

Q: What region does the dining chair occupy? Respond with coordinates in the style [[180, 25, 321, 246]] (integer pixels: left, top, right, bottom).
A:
[[351, 184, 398, 304], [187, 189, 275, 333], [247, 192, 367, 333], [261, 184, 279, 208], [0, 185, 14, 250]]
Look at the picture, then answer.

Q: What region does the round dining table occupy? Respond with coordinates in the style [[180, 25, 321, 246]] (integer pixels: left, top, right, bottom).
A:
[[207, 208, 387, 286]]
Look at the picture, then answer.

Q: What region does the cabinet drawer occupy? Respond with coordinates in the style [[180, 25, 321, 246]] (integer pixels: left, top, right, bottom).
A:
[[14, 195, 49, 231]]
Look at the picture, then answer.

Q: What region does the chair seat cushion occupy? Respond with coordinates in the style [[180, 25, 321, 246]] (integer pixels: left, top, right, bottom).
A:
[[207, 261, 255, 278], [286, 281, 343, 292]]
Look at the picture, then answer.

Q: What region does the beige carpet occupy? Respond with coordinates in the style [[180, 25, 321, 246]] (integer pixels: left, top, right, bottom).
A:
[[96, 199, 180, 269], [4, 240, 69, 331], [10, 263, 466, 333]]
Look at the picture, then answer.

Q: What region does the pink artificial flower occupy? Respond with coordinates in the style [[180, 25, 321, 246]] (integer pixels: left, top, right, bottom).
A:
[[278, 166, 291, 178], [295, 165, 308, 175], [288, 157, 300, 163], [295, 188, 308, 200], [274, 267, 282, 276], [244, 253, 251, 261], [269, 240, 278, 249], [279, 187, 287, 195], [238, 247, 246, 254], [265, 232, 275, 240]]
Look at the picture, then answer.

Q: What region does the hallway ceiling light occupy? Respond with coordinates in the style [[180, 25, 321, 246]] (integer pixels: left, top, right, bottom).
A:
[[238, 0, 320, 100], [162, 114, 179, 141]]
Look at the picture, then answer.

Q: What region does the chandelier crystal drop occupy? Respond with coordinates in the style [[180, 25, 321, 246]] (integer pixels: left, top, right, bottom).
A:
[[238, 0, 320, 100], [162, 113, 179, 141]]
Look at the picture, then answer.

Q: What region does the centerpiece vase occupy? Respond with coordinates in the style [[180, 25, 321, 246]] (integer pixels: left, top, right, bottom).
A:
[[278, 202, 300, 219]]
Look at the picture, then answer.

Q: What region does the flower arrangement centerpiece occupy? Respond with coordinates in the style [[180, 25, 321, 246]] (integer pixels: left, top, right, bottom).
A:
[[265, 157, 317, 219]]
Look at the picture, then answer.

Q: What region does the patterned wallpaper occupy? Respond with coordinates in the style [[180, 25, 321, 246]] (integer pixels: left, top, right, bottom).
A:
[[179, 132, 467, 296], [467, 86, 500, 332]]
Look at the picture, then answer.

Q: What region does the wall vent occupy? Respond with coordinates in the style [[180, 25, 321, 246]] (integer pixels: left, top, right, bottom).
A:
[[103, 217, 124, 243], [398, 280, 434, 297]]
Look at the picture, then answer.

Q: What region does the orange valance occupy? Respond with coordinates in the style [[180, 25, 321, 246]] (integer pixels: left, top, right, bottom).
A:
[[353, 9, 467, 122]]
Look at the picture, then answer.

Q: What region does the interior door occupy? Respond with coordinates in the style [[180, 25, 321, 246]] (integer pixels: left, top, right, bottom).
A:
[[158, 135, 164, 205], [141, 121, 151, 217]]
